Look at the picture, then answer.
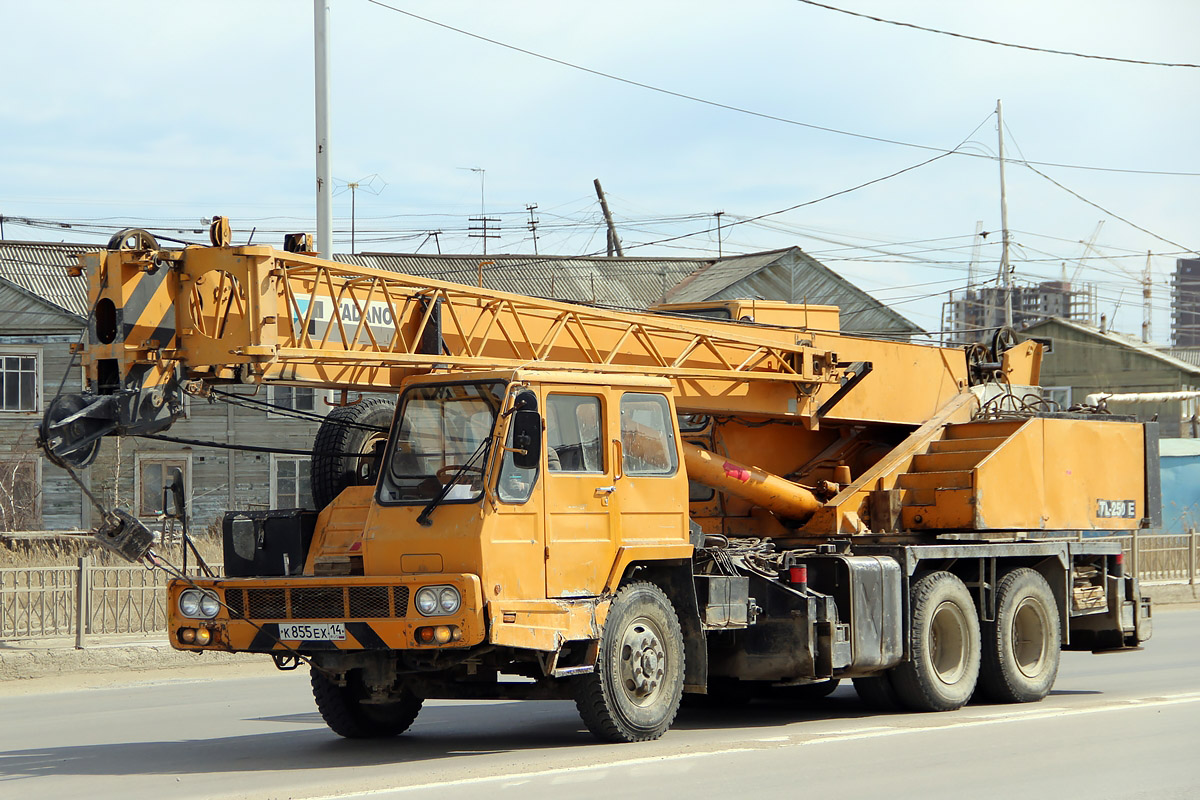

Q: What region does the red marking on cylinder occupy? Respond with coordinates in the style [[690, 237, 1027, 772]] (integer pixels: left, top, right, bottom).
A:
[[722, 461, 751, 482], [789, 565, 808, 587]]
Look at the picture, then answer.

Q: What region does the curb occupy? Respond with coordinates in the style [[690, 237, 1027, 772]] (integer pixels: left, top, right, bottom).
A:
[[0, 639, 261, 682], [1143, 583, 1200, 605]]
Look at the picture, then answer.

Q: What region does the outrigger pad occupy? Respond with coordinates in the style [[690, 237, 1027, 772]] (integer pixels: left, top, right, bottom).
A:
[[93, 509, 158, 563]]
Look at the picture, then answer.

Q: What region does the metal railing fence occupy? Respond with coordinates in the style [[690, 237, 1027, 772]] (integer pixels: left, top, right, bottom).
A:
[[1, 532, 1197, 647], [0, 557, 220, 647]]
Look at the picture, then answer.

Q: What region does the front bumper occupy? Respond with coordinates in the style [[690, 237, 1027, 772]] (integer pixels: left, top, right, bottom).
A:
[[167, 573, 485, 653]]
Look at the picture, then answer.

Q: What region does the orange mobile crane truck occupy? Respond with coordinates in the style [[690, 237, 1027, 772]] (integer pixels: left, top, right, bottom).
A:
[[41, 226, 1153, 743]]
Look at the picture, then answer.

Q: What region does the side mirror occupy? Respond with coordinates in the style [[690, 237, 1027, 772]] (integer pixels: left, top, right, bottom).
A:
[[163, 469, 186, 520], [511, 410, 542, 470]]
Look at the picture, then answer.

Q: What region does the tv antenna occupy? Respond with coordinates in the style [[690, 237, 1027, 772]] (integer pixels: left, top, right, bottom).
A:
[[334, 173, 387, 254]]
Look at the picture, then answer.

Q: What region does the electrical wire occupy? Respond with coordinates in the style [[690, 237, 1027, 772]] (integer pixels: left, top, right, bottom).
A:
[[363, 0, 1200, 178], [792, 0, 1200, 69]]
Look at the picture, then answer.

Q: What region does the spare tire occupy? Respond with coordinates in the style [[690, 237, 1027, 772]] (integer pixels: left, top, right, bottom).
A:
[[311, 397, 395, 510]]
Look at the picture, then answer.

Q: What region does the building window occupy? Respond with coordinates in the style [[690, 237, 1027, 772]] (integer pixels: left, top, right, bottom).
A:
[[137, 456, 190, 518], [271, 456, 314, 509], [0, 353, 38, 412], [0, 459, 40, 530], [1043, 386, 1072, 410], [268, 385, 318, 414]]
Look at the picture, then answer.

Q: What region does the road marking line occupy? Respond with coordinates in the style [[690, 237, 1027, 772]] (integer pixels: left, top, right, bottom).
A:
[[299, 692, 1200, 800]]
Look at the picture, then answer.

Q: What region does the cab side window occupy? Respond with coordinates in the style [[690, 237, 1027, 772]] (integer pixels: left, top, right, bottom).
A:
[[546, 395, 604, 473], [619, 393, 678, 476]]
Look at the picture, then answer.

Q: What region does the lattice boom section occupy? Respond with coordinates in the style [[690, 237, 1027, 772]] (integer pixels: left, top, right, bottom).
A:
[[270, 259, 842, 388], [223, 585, 408, 620]]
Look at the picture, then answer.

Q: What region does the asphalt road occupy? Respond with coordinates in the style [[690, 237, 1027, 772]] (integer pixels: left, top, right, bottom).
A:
[[2, 605, 1197, 800]]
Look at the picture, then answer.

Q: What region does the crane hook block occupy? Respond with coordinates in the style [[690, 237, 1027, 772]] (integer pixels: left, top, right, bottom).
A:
[[92, 509, 158, 564]]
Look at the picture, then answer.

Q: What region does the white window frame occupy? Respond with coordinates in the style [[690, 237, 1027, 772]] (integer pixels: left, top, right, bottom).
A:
[[266, 385, 333, 418], [134, 452, 192, 520], [0, 456, 42, 530], [270, 454, 314, 509], [1043, 385, 1072, 409], [0, 346, 42, 415]]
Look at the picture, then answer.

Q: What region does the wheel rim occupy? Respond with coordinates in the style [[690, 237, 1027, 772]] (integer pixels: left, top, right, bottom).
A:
[[929, 599, 969, 685], [618, 615, 668, 707], [1012, 596, 1050, 678]]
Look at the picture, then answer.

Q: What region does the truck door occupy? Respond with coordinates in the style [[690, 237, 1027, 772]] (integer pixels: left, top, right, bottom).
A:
[[612, 392, 689, 555], [543, 392, 616, 598]]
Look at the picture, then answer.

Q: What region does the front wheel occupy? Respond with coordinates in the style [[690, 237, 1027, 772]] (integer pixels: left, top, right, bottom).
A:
[[310, 667, 423, 738], [573, 582, 685, 742], [890, 571, 980, 712], [976, 568, 1060, 703]]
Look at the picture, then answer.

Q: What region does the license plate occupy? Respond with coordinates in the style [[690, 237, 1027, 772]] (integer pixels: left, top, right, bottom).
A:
[[277, 623, 346, 641]]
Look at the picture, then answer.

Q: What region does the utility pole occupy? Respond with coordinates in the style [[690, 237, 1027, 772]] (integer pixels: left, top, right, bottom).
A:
[[348, 181, 358, 254], [594, 179, 624, 257], [313, 0, 333, 257], [469, 217, 500, 255], [1143, 250, 1153, 343], [526, 204, 540, 255], [996, 99, 1013, 328], [714, 211, 725, 258]]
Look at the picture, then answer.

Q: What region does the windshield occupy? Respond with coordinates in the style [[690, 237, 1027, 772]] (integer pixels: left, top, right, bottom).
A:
[[378, 381, 505, 504]]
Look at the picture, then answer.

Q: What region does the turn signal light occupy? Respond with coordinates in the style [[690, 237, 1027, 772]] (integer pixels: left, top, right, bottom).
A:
[[179, 627, 196, 643], [416, 625, 461, 645], [195, 627, 212, 645]]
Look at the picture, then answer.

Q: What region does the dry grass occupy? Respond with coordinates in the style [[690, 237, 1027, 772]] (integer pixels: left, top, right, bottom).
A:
[[0, 531, 223, 569]]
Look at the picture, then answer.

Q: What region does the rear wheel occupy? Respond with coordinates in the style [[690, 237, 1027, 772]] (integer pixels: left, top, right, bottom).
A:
[[890, 571, 980, 712], [573, 582, 684, 742], [977, 568, 1060, 703], [310, 667, 422, 738], [311, 398, 395, 510]]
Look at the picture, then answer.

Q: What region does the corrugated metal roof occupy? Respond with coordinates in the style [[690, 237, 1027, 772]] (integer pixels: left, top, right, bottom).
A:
[[664, 247, 921, 334], [337, 252, 704, 309], [1163, 347, 1200, 367], [0, 241, 92, 317], [341, 247, 920, 334]]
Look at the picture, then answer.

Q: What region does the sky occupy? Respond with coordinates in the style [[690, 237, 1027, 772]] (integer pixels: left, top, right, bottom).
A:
[[2, 1, 1198, 340]]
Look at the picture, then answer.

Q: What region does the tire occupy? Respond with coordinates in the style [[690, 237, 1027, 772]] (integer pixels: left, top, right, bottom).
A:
[[890, 571, 980, 712], [977, 568, 1061, 703], [853, 674, 902, 711], [310, 666, 422, 738], [311, 398, 395, 510], [573, 582, 685, 743]]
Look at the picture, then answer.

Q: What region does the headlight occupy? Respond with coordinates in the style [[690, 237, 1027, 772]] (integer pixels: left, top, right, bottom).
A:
[[199, 592, 221, 618], [415, 585, 461, 616], [438, 587, 461, 614], [178, 589, 202, 618], [178, 589, 219, 620], [415, 587, 439, 616]]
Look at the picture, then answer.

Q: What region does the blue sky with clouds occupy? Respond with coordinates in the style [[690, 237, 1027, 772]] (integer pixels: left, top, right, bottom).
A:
[[3, 1, 1197, 336]]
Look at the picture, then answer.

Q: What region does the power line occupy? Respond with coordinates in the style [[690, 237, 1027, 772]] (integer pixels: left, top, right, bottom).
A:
[[792, 0, 1200, 69], [362, 0, 1200, 178], [1021, 162, 1198, 256]]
